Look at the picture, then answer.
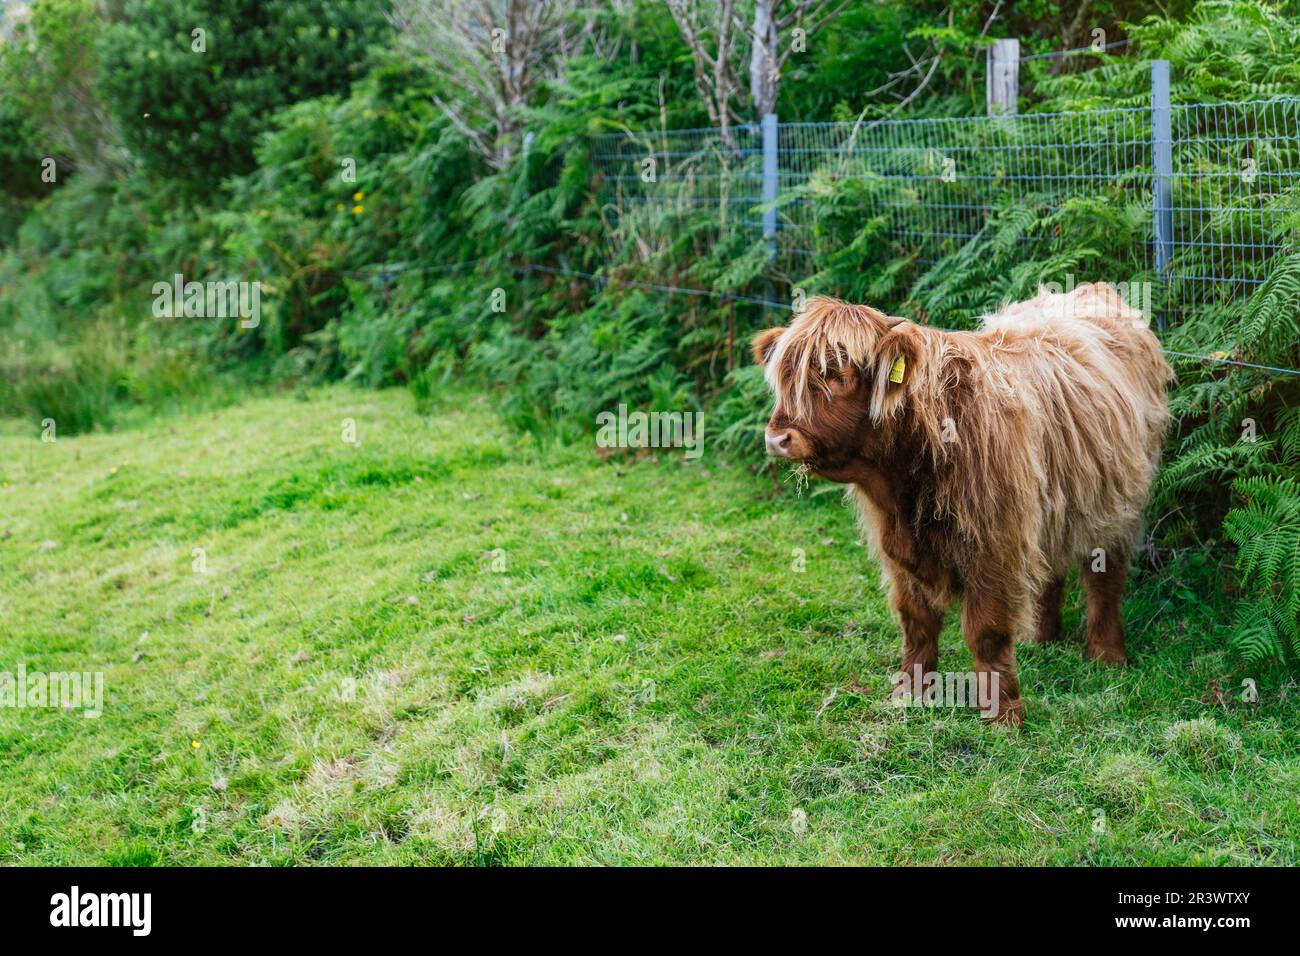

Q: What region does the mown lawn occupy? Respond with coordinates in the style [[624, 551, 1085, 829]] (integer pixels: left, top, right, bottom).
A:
[[0, 384, 1296, 865]]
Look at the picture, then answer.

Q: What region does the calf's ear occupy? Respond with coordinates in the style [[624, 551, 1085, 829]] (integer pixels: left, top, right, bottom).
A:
[[870, 324, 922, 420], [751, 326, 786, 367]]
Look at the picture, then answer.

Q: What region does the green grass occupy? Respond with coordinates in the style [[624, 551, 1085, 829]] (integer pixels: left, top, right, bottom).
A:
[[0, 384, 1296, 865]]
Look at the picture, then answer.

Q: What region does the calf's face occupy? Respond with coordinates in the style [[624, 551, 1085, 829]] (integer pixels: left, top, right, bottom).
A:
[[752, 325, 876, 470]]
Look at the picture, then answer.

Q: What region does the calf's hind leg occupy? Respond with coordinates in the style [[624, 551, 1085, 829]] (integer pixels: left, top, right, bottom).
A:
[[1032, 576, 1065, 644], [1080, 548, 1128, 664]]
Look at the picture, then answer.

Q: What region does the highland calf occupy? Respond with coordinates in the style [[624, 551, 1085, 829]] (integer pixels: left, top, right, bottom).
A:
[[754, 284, 1172, 726]]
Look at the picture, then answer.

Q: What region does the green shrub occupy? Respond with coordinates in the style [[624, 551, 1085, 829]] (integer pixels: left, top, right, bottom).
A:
[[97, 0, 389, 186], [0, 0, 121, 194]]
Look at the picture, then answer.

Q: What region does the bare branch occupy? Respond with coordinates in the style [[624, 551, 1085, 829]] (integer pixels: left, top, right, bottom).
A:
[[390, 0, 589, 169]]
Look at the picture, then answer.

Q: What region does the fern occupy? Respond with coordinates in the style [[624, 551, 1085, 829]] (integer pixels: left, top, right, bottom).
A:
[[1238, 252, 1300, 361], [1224, 475, 1300, 665]]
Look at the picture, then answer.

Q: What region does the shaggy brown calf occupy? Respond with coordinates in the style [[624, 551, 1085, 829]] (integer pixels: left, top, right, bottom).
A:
[[754, 284, 1172, 726]]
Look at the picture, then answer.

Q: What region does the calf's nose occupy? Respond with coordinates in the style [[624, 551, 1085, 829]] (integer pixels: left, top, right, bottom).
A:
[[764, 429, 792, 457]]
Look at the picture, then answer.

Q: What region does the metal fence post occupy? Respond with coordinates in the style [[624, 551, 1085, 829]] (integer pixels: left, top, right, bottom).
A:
[[762, 112, 778, 261], [986, 39, 1019, 115], [1151, 60, 1172, 331]]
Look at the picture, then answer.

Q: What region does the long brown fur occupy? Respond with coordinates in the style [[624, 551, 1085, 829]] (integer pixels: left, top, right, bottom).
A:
[[754, 284, 1173, 726]]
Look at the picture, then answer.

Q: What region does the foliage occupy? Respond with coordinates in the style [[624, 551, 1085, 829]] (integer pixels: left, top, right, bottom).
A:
[[96, 0, 388, 186], [1226, 473, 1300, 664], [1031, 0, 1300, 110], [0, 0, 122, 188]]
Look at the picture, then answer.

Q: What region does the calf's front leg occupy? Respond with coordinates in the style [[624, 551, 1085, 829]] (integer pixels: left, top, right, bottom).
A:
[[960, 589, 1023, 727], [890, 571, 947, 687]]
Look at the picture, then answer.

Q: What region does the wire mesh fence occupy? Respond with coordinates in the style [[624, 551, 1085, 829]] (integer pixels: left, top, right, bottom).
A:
[[590, 89, 1300, 327], [777, 107, 1153, 269], [1169, 98, 1300, 311], [590, 124, 768, 249]]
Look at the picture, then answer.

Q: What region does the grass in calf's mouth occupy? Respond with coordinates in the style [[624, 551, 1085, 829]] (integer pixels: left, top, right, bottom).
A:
[[786, 461, 813, 496]]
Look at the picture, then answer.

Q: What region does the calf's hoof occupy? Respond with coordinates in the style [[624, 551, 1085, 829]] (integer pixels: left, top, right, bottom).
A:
[[1031, 620, 1062, 644], [985, 698, 1024, 730], [1085, 644, 1127, 665]]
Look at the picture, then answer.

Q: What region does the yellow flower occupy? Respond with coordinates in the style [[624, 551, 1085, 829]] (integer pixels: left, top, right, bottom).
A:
[[191, 740, 200, 750], [353, 191, 365, 201], [352, 204, 364, 215]]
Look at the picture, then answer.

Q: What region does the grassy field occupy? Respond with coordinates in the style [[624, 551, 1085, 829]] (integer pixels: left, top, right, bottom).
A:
[[0, 384, 1296, 865]]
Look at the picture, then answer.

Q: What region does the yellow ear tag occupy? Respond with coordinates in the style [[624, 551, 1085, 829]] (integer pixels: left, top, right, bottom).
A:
[[889, 355, 907, 384]]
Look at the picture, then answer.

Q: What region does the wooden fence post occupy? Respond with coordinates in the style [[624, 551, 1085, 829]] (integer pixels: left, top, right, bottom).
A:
[[986, 39, 1019, 115]]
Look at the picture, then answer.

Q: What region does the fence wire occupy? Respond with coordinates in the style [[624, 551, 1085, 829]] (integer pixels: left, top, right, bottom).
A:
[[591, 96, 1300, 326], [778, 107, 1152, 268], [591, 124, 767, 243], [1170, 99, 1300, 309]]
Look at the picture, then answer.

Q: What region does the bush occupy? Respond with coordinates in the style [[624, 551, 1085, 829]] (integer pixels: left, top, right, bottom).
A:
[[0, 0, 122, 196], [97, 0, 389, 186]]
